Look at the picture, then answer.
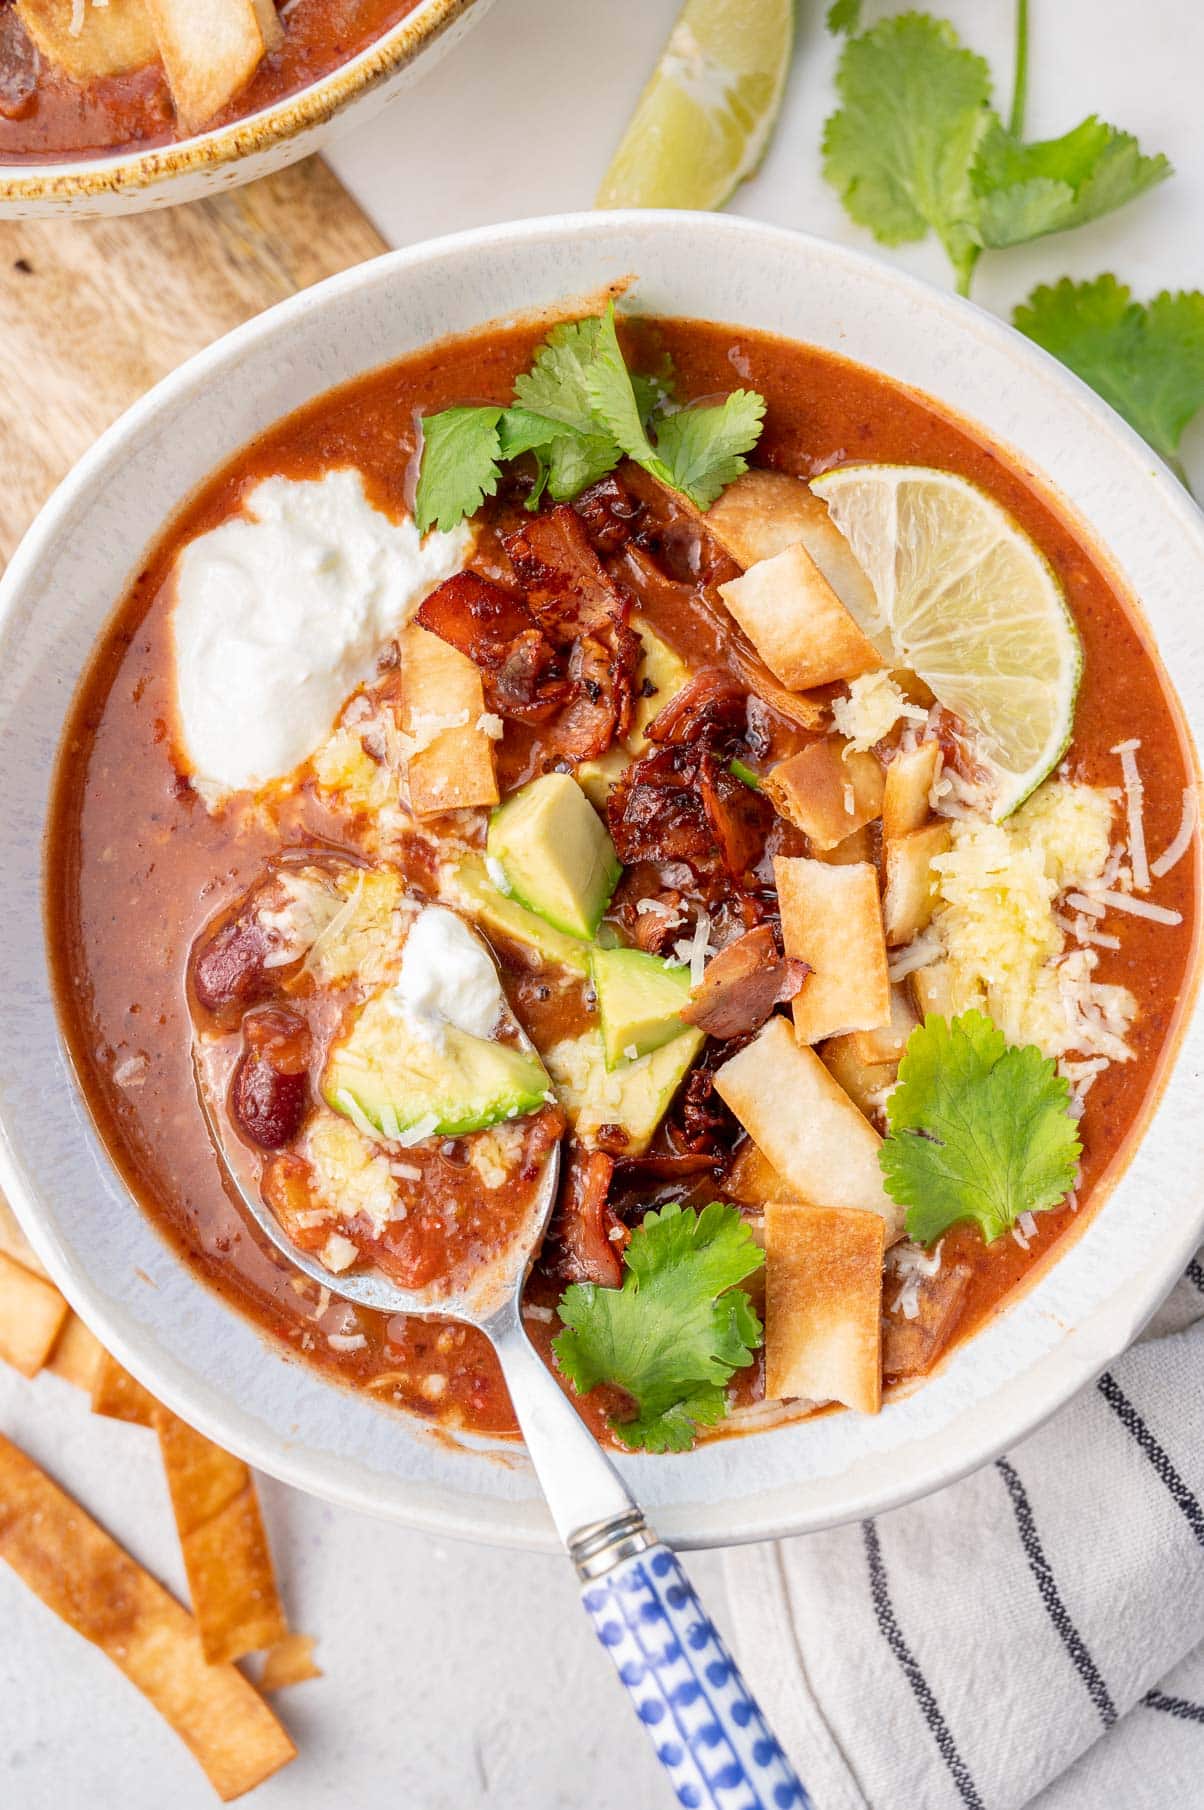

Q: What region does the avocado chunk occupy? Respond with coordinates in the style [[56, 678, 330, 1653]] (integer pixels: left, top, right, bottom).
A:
[[325, 993, 548, 1140], [577, 618, 691, 805], [450, 857, 591, 975], [488, 773, 621, 942], [591, 946, 691, 1069], [544, 1026, 704, 1154]]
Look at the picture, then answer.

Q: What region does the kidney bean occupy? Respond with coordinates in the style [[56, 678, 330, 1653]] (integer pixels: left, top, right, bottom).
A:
[[230, 1011, 311, 1151], [192, 918, 271, 1026]]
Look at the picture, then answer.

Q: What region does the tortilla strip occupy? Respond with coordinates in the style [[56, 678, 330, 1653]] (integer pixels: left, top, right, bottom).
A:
[[911, 958, 955, 1020], [0, 1436, 295, 1801], [16, 0, 157, 80], [91, 1349, 158, 1426], [845, 983, 917, 1066], [261, 1632, 322, 1693], [883, 822, 952, 946], [0, 1252, 69, 1378], [714, 1015, 903, 1239], [154, 1409, 288, 1664], [250, 0, 284, 50], [726, 1139, 804, 1209], [0, 1193, 49, 1278], [820, 1034, 898, 1120], [775, 855, 891, 1043], [143, 0, 271, 133], [703, 471, 880, 629], [45, 1311, 105, 1391], [764, 1201, 885, 1412], [718, 543, 885, 691], [882, 739, 941, 840], [765, 738, 884, 850], [400, 623, 499, 816]]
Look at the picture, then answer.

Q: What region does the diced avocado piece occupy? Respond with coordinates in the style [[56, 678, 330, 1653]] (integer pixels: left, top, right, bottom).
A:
[[591, 946, 692, 1069], [576, 744, 630, 810], [576, 618, 691, 802], [488, 773, 621, 942], [544, 1027, 704, 1155], [325, 993, 548, 1140], [450, 857, 591, 975]]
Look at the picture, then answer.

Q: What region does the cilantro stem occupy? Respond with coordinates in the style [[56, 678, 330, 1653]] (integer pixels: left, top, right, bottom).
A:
[[1008, 0, 1029, 138]]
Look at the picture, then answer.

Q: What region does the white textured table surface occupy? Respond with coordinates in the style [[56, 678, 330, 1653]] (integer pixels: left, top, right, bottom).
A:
[[3, 3, 1202, 1806]]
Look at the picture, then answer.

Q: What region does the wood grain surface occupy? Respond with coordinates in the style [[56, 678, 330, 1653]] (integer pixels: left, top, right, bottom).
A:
[[0, 156, 386, 563]]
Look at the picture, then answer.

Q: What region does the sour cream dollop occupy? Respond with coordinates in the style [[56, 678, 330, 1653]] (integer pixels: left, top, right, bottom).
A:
[[172, 468, 469, 799], [388, 906, 504, 1047]]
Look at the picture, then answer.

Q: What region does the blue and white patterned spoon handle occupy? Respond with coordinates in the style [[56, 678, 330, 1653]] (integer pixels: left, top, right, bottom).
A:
[[581, 1543, 811, 1810]]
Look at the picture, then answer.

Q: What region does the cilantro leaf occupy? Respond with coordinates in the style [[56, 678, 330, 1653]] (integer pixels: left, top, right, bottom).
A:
[[653, 391, 768, 509], [497, 407, 618, 506], [584, 302, 663, 470], [826, 0, 861, 31], [1013, 277, 1204, 482], [879, 1012, 1081, 1247], [552, 1202, 765, 1453], [973, 115, 1172, 249], [513, 316, 610, 435], [414, 405, 504, 535], [822, 13, 992, 295]]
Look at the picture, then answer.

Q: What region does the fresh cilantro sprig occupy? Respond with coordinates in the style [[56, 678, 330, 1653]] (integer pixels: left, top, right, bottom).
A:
[[414, 303, 766, 534], [879, 1012, 1081, 1247], [552, 1201, 765, 1453], [822, 11, 1171, 296], [1014, 278, 1204, 487]]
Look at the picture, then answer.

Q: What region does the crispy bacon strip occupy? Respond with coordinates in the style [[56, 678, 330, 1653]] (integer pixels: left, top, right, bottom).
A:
[[681, 927, 809, 1040], [415, 570, 571, 724], [503, 505, 628, 636]]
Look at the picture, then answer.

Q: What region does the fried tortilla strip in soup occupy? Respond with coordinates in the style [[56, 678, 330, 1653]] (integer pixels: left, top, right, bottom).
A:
[[143, 0, 277, 131], [0, 1436, 295, 1802], [16, 0, 157, 78], [764, 1202, 885, 1413]]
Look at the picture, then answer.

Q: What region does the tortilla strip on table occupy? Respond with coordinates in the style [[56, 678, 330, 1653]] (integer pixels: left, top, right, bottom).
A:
[[16, 0, 157, 79], [0, 1251, 69, 1378], [142, 0, 274, 133], [45, 1311, 105, 1391], [0, 1435, 295, 1802], [775, 855, 891, 1044], [260, 1631, 322, 1692], [91, 1348, 158, 1425], [399, 622, 499, 816], [154, 1408, 288, 1664], [0, 1193, 49, 1278], [764, 1201, 885, 1413], [714, 1015, 903, 1239]]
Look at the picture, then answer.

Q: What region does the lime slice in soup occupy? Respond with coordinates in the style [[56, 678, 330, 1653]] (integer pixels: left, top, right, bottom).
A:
[[811, 464, 1083, 819], [596, 0, 794, 211]]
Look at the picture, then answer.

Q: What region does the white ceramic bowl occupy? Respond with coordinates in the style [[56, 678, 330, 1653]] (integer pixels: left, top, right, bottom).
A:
[[0, 0, 491, 218], [1, 213, 1201, 1550]]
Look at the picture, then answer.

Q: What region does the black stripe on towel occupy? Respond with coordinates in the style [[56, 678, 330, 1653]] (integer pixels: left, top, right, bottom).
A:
[[1186, 1258, 1204, 1296], [1097, 1371, 1204, 1548], [995, 1457, 1117, 1728], [861, 1519, 985, 1809], [1144, 1691, 1204, 1723]]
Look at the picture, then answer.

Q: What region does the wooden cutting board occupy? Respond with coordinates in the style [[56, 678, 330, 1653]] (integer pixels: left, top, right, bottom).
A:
[[0, 157, 387, 564]]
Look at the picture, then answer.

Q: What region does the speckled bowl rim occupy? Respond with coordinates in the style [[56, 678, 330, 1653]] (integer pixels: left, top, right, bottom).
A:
[[0, 0, 482, 207], [1, 213, 1202, 1552]]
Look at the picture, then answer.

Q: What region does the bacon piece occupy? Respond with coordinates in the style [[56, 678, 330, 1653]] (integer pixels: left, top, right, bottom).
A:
[[416, 571, 571, 724], [572, 474, 643, 554], [698, 754, 773, 884], [644, 668, 751, 750], [609, 743, 716, 868], [542, 619, 640, 765], [681, 927, 808, 1040], [544, 1148, 621, 1288], [503, 505, 628, 637]]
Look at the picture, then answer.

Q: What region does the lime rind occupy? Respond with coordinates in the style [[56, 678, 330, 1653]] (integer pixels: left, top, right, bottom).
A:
[[596, 0, 795, 212], [812, 462, 1082, 818]]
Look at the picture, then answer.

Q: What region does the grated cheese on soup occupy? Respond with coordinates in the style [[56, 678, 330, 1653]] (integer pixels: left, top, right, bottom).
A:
[[831, 672, 926, 753], [305, 868, 407, 987], [305, 1111, 398, 1237], [929, 779, 1136, 1061]]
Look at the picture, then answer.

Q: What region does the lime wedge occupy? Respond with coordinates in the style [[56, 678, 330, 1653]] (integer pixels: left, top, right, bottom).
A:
[[811, 464, 1083, 818], [596, 0, 794, 211]]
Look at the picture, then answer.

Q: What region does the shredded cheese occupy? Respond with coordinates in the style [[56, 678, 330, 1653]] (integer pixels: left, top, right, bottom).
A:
[[831, 672, 926, 753], [1151, 787, 1198, 879], [1068, 888, 1182, 926], [1113, 741, 1150, 891]]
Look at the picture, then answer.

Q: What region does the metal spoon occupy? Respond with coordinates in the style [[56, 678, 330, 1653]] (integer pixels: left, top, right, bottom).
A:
[[197, 921, 810, 1810]]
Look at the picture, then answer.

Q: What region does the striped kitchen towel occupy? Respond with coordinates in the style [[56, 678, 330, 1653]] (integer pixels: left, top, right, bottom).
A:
[[722, 1254, 1204, 1810]]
